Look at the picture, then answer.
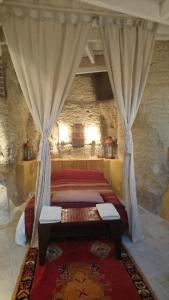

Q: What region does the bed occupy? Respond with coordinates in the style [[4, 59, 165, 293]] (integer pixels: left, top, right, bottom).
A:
[[16, 169, 128, 245]]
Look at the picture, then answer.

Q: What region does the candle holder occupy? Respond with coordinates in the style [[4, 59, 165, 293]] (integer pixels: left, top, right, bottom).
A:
[[104, 136, 114, 159]]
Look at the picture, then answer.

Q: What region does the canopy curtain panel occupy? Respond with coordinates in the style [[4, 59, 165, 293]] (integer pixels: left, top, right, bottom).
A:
[[1, 7, 92, 244], [100, 19, 156, 242]]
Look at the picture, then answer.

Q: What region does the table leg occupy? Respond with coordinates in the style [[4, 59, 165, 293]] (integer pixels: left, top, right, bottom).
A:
[[109, 221, 121, 260], [114, 233, 121, 259], [38, 224, 50, 266]]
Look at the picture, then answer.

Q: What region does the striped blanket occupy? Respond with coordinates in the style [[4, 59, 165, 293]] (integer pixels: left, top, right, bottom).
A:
[[25, 169, 128, 239], [51, 182, 112, 192]]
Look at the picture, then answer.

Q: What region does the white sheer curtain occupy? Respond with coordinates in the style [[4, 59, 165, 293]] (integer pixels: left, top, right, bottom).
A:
[[2, 8, 91, 243], [100, 20, 156, 242]]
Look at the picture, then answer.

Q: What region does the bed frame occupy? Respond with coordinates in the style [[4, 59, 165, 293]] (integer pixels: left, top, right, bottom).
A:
[[16, 158, 123, 203]]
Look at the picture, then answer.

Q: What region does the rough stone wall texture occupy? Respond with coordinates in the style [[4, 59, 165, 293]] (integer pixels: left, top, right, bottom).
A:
[[26, 113, 40, 159], [0, 97, 9, 164], [65, 74, 97, 103], [133, 41, 169, 214], [50, 74, 118, 158], [3, 46, 30, 162], [0, 46, 29, 205], [0, 46, 33, 206]]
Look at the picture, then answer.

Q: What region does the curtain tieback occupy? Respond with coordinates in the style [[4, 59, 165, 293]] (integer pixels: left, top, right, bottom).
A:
[[38, 133, 49, 161], [125, 128, 132, 154]]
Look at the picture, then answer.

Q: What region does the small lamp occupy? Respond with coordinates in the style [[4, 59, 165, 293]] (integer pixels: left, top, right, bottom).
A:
[[104, 136, 114, 159]]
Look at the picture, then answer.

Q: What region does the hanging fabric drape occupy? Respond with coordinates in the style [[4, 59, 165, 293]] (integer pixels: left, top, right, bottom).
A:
[[100, 19, 156, 242], [2, 7, 91, 244]]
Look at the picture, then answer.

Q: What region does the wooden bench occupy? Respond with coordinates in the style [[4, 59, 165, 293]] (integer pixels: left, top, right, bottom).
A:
[[38, 207, 121, 265]]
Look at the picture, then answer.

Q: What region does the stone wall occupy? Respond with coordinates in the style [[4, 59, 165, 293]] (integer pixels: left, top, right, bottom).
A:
[[133, 41, 169, 214], [50, 74, 118, 158], [0, 46, 30, 207]]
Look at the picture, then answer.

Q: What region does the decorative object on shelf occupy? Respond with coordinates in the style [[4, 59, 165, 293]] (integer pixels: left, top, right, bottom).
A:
[[104, 136, 117, 159], [23, 139, 33, 161]]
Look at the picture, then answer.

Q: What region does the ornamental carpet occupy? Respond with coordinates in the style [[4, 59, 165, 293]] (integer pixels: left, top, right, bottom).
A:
[[13, 240, 156, 300]]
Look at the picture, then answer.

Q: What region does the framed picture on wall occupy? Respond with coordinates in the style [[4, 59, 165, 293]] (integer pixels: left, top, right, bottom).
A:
[[72, 123, 84, 147]]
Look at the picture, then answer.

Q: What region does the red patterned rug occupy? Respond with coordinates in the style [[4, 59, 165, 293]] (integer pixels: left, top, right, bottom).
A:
[[13, 241, 156, 300]]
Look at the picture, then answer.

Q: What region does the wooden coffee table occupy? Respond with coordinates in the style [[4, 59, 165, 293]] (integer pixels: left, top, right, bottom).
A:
[[38, 207, 121, 265]]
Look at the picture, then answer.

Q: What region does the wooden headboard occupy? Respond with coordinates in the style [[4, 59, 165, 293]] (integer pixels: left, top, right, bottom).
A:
[[51, 158, 104, 173], [16, 158, 123, 203]]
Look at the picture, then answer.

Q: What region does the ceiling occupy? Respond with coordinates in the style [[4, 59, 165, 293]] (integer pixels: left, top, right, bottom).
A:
[[0, 0, 169, 73], [1, 0, 169, 25], [80, 0, 169, 25], [2, 0, 169, 39]]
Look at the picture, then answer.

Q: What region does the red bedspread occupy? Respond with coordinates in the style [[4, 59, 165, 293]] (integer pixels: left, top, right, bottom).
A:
[[25, 169, 128, 239], [51, 169, 112, 193]]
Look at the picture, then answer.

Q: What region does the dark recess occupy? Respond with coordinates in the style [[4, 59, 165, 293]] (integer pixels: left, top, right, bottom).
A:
[[93, 72, 113, 101]]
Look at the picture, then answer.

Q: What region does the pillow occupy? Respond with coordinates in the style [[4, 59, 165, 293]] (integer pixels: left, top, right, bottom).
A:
[[51, 190, 104, 204]]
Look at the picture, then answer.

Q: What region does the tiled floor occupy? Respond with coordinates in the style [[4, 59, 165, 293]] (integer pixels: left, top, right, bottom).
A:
[[0, 218, 28, 300], [123, 207, 169, 300], [0, 206, 169, 300]]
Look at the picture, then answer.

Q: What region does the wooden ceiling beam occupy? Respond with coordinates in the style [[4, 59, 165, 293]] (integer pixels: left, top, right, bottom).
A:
[[85, 45, 95, 64]]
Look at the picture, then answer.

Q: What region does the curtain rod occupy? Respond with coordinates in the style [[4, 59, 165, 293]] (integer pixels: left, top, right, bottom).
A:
[[0, 1, 130, 18]]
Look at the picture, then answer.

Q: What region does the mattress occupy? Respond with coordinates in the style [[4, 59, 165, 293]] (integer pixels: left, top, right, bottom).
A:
[[24, 169, 128, 239]]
